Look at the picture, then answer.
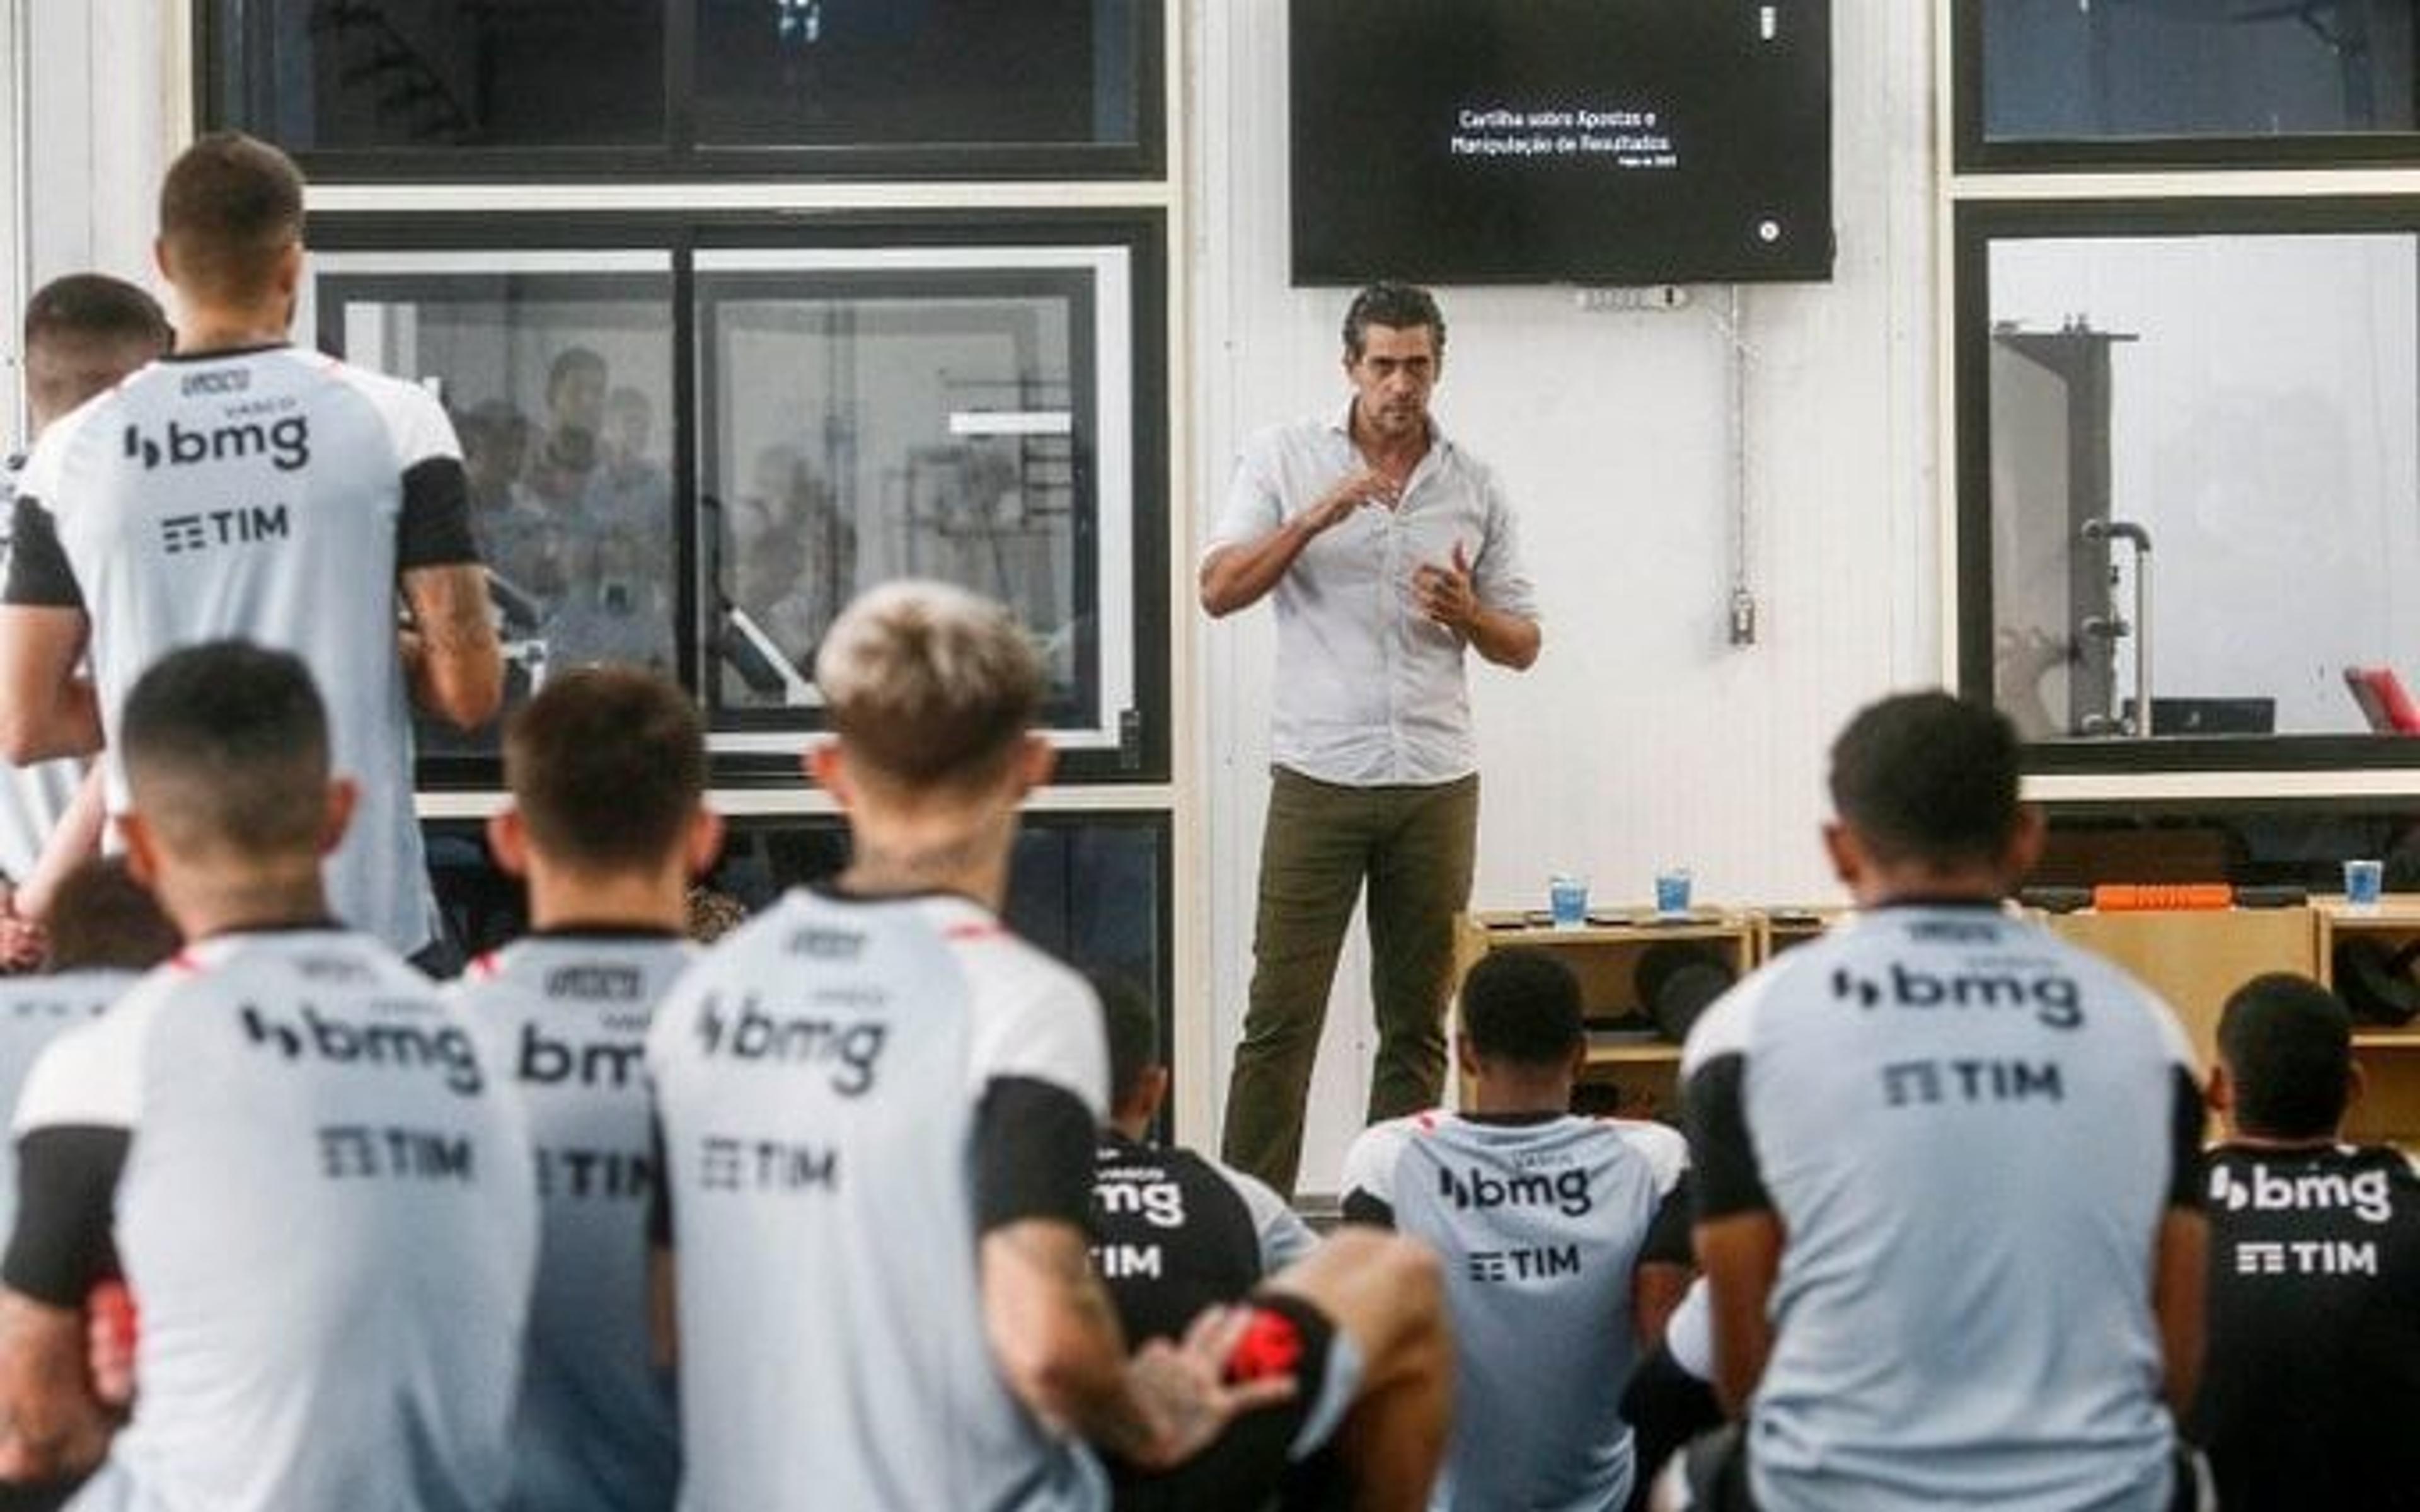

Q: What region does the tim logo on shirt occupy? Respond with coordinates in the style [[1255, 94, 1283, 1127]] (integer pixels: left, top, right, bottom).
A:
[[122, 415, 309, 472]]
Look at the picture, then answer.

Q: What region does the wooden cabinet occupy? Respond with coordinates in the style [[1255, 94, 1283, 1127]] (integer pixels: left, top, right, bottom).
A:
[[2317, 898, 2420, 1145], [2041, 906, 2316, 1074]]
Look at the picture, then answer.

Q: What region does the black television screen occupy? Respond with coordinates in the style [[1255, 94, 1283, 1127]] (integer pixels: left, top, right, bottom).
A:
[[1290, 0, 1833, 286]]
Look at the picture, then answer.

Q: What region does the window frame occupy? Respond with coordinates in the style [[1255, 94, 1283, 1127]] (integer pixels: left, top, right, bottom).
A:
[[194, 0, 1168, 183]]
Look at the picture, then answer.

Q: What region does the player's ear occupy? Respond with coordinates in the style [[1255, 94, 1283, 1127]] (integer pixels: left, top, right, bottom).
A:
[[1821, 821, 1862, 892], [2205, 1060, 2232, 1117], [320, 777, 360, 856], [684, 808, 726, 879], [1013, 733, 1056, 796], [486, 808, 529, 879], [806, 740, 849, 804], [118, 812, 160, 888], [1455, 1031, 1480, 1083], [2002, 805, 2048, 886], [2346, 1058, 2368, 1116]]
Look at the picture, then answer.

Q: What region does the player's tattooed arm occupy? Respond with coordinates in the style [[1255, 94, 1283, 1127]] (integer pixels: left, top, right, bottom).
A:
[[398, 564, 504, 731], [0, 1288, 111, 1483]]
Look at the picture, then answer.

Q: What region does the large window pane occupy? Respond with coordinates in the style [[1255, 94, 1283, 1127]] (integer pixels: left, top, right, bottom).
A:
[[696, 247, 1137, 755], [309, 253, 680, 755], [1983, 231, 2420, 742], [693, 0, 1144, 151], [206, 0, 664, 152], [1980, 0, 2418, 145]]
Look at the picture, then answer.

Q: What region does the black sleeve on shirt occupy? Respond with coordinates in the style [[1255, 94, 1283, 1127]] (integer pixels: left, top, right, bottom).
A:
[[1684, 1053, 1773, 1222], [1642, 1172, 1697, 1265], [1339, 1190, 1396, 1229], [396, 457, 480, 571], [2168, 1065, 2207, 1212], [2, 497, 84, 610], [1, 1127, 129, 1307], [647, 1111, 672, 1248], [974, 1077, 1097, 1235]]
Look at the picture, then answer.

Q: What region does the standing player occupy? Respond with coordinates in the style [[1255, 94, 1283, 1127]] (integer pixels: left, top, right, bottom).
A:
[[650, 582, 1297, 1509], [0, 132, 502, 965], [2192, 973, 2420, 1510], [1089, 975, 1453, 1512], [0, 641, 535, 1506], [0, 276, 171, 966], [1666, 692, 2206, 1511], [1340, 947, 1692, 1511], [452, 668, 720, 1512]]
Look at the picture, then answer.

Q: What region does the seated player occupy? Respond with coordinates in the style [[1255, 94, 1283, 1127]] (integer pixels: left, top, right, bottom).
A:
[[1089, 975, 1453, 1511], [649, 582, 1313, 1508], [1618, 1278, 1721, 1512], [1341, 947, 1693, 1511], [1666, 692, 2207, 1511], [0, 641, 536, 1507], [2192, 972, 2420, 1510], [451, 668, 722, 1512]]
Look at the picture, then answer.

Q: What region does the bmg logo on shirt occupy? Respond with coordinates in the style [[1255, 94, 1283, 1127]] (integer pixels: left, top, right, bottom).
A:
[[122, 415, 309, 472], [240, 1002, 485, 1095], [2211, 1161, 2395, 1225], [1438, 1164, 1594, 1217]]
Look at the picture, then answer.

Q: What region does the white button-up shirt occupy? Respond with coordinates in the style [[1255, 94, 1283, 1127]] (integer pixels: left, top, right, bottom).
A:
[[1209, 408, 1538, 787]]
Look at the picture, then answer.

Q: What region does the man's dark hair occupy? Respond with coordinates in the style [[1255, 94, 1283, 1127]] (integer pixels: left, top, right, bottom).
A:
[[1828, 691, 2022, 869], [547, 347, 608, 405], [1461, 948, 1585, 1068], [120, 640, 329, 862], [1092, 971, 1159, 1111], [814, 581, 1042, 790], [1342, 282, 1446, 363], [503, 667, 707, 874], [157, 132, 304, 304], [43, 859, 179, 973], [21, 274, 171, 422], [2219, 973, 2355, 1140]]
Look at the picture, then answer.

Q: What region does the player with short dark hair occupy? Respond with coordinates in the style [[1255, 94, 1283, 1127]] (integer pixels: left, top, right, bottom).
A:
[[1664, 691, 2207, 1511], [650, 581, 1301, 1509], [453, 667, 720, 1512], [0, 132, 503, 965], [1343, 946, 1692, 1511], [2192, 972, 2420, 1510], [0, 275, 171, 971], [0, 641, 534, 1506], [1089, 974, 1452, 1511], [37, 860, 176, 977]]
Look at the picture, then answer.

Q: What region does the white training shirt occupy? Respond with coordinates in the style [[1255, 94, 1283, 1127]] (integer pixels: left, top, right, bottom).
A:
[[3, 346, 485, 956], [1680, 903, 2203, 1512], [6, 927, 537, 1511], [452, 931, 694, 1512], [0, 967, 132, 1236], [0, 453, 84, 883], [647, 886, 1111, 1512], [1206, 407, 1538, 787], [1341, 1110, 1691, 1512]]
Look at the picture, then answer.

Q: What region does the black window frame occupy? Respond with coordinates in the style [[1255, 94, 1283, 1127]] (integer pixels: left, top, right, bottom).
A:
[[195, 1, 1168, 183], [1952, 0, 2420, 175], [309, 208, 1172, 793], [1954, 193, 2420, 776]]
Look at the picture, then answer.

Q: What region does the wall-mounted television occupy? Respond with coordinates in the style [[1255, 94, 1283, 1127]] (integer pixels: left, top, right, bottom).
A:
[[1289, 0, 1833, 286]]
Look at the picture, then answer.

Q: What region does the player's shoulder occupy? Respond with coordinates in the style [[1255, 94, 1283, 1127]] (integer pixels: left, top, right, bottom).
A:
[[13, 384, 129, 496], [1342, 1111, 1432, 1171], [12, 963, 185, 1133], [1593, 1114, 1690, 1177], [922, 896, 1092, 1014], [1678, 944, 1809, 1074]]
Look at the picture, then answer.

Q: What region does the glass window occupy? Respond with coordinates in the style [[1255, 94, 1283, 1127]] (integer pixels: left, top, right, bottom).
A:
[[696, 246, 1139, 757], [1976, 0, 2419, 149], [693, 0, 1146, 152], [1978, 227, 2420, 743], [307, 252, 681, 756], [204, 0, 665, 152]]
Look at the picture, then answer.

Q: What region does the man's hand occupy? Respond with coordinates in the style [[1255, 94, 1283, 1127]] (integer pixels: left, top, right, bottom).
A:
[[1412, 541, 1477, 634], [1305, 467, 1398, 533], [84, 1283, 134, 1414], [1119, 1305, 1298, 1470]]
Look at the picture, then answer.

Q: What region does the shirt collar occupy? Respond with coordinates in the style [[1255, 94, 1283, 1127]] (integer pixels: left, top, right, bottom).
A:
[[1328, 399, 1452, 459]]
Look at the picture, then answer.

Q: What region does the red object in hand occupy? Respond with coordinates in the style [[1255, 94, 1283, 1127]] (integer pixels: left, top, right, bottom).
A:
[[86, 1279, 138, 1409], [1224, 1307, 1303, 1385]]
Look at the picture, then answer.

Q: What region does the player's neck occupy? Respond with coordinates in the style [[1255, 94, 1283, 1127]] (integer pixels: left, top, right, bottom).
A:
[[1463, 1071, 1574, 1118], [522, 860, 687, 936], [2223, 1127, 2342, 1152], [1350, 404, 1429, 478], [175, 307, 290, 355], [838, 808, 1015, 912], [161, 863, 335, 941]]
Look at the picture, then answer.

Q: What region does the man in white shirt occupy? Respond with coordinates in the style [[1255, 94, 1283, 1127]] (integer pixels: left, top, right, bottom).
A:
[[650, 581, 1300, 1509], [0, 132, 502, 964], [0, 640, 534, 1508], [1203, 282, 1542, 1196]]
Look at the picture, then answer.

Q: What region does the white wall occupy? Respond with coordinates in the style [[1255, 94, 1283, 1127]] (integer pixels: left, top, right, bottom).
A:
[[1189, 2, 1942, 1191]]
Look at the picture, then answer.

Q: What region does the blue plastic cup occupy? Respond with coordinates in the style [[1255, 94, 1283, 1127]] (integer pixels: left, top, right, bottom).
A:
[[1548, 874, 1589, 929], [1655, 868, 1693, 917], [2346, 858, 2385, 909]]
